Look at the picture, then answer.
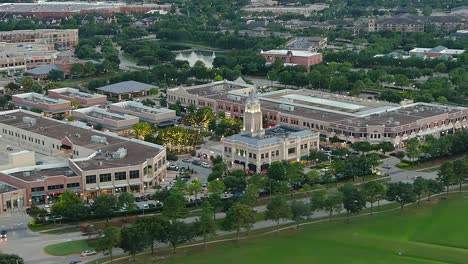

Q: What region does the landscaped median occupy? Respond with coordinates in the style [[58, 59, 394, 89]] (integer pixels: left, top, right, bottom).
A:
[[44, 239, 98, 256]]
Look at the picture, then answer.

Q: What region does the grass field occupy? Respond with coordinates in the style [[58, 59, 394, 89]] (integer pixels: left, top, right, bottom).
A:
[[44, 239, 98, 256], [120, 194, 468, 264]]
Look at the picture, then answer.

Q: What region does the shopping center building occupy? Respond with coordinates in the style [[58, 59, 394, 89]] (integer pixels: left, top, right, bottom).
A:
[[0, 109, 166, 208], [168, 81, 468, 146]]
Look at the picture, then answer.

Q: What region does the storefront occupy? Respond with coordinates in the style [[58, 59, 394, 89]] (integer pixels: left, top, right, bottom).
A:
[[0, 185, 26, 213]]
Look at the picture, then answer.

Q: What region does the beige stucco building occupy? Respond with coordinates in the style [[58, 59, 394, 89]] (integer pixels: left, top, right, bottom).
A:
[[0, 109, 166, 206], [222, 88, 319, 172]]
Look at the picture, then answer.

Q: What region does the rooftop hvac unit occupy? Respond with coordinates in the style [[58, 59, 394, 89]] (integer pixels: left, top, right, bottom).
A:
[[22, 116, 36, 126], [65, 170, 74, 176], [279, 104, 295, 111], [23, 171, 30, 177], [91, 135, 107, 144], [112, 148, 127, 159]]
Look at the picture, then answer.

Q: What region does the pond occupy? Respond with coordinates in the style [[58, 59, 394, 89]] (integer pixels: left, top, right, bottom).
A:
[[175, 50, 216, 68]]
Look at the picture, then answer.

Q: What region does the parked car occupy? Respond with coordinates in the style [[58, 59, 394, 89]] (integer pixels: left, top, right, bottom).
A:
[[80, 250, 97, 257], [182, 158, 192, 163], [135, 196, 141, 202], [192, 160, 202, 166], [141, 204, 149, 210], [168, 164, 179, 171], [201, 162, 211, 168]]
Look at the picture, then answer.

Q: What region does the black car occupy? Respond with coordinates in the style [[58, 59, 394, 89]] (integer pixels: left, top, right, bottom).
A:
[[26, 207, 31, 214], [135, 196, 141, 202]]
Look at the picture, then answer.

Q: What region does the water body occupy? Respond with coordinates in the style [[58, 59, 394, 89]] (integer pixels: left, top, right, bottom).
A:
[[175, 50, 216, 68]]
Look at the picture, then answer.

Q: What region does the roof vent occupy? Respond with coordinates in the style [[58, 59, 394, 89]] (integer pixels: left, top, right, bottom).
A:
[[22, 116, 36, 126], [91, 135, 107, 144], [112, 148, 127, 159]]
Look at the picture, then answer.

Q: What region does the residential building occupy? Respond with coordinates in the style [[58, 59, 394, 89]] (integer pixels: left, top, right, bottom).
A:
[[0, 109, 167, 207], [12, 93, 71, 114], [369, 15, 467, 33], [48, 88, 107, 107], [242, 3, 329, 17], [409, 46, 465, 58], [222, 88, 319, 172], [168, 82, 468, 146], [0, 29, 79, 48], [284, 37, 328, 52], [96, 81, 156, 101], [71, 107, 139, 132], [109, 101, 177, 127], [259, 50, 322, 70]]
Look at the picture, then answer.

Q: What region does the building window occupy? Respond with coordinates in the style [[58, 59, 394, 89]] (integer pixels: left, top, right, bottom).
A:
[[48, 184, 64, 190], [67, 182, 80, 188], [31, 187, 44, 192], [115, 171, 127, 181], [253, 154, 257, 159], [261, 154, 264, 159], [129, 170, 140, 179], [100, 173, 112, 182], [86, 175, 96, 184], [276, 150, 279, 156], [288, 148, 296, 154]]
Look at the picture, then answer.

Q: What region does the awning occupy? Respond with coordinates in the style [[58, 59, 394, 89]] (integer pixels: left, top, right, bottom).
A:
[[31, 192, 46, 197], [85, 187, 99, 191], [48, 191, 64, 195], [129, 182, 142, 186], [99, 185, 114, 190], [114, 183, 129, 188]]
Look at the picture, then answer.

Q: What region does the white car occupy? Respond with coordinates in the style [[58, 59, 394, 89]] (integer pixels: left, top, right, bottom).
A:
[[201, 162, 211, 168], [80, 250, 97, 257], [320, 168, 330, 172], [141, 204, 149, 209]]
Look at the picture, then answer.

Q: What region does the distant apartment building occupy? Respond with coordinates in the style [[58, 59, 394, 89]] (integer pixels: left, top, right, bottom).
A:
[[260, 49, 322, 70], [0, 109, 167, 206], [0, 29, 79, 48], [109, 101, 177, 127], [369, 15, 467, 33], [12, 93, 71, 114], [48, 88, 107, 107], [409, 46, 465, 58], [71, 107, 139, 132]]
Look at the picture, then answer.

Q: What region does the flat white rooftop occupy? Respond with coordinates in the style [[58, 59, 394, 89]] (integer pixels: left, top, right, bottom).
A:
[[112, 101, 174, 114], [260, 49, 320, 57], [14, 92, 69, 105], [282, 94, 365, 110]]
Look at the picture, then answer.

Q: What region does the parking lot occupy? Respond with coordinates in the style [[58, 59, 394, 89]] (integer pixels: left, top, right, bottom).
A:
[[165, 158, 212, 184]]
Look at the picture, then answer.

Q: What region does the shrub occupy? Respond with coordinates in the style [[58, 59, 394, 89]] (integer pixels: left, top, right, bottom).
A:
[[167, 151, 178, 161], [190, 149, 196, 157], [396, 162, 410, 168]]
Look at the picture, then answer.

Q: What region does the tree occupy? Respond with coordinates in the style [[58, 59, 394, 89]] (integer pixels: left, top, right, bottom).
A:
[[362, 181, 386, 215], [322, 191, 343, 220], [351, 141, 373, 154], [51, 191, 86, 220], [412, 177, 428, 204], [163, 191, 188, 221], [166, 221, 195, 252], [117, 192, 136, 211], [377, 141, 395, 156], [207, 179, 225, 195], [194, 201, 217, 248], [406, 138, 420, 161], [91, 195, 118, 221], [426, 179, 444, 201], [28, 205, 48, 223], [120, 225, 146, 261], [339, 183, 366, 223], [70, 63, 84, 77], [0, 254, 24, 264], [386, 182, 416, 210], [242, 183, 260, 206], [265, 196, 291, 230], [96, 226, 120, 263], [437, 161, 455, 195], [207, 193, 223, 221], [188, 178, 203, 199], [47, 69, 64, 81], [290, 200, 311, 228], [267, 161, 286, 181], [132, 122, 154, 140], [223, 202, 256, 240], [135, 217, 168, 255], [453, 159, 468, 192]]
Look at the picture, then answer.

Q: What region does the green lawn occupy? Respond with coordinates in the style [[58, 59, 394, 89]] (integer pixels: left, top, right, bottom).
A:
[[44, 239, 98, 256], [155, 194, 468, 264]]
